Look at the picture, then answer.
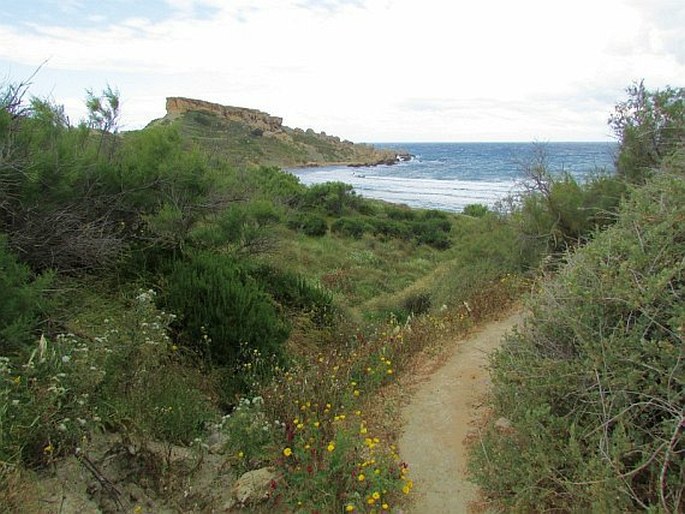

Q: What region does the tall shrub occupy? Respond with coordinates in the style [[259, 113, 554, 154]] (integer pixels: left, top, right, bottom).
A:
[[0, 235, 51, 353], [163, 252, 289, 372]]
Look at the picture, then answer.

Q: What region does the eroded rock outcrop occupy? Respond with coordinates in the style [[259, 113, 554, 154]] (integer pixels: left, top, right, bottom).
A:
[[166, 97, 283, 133]]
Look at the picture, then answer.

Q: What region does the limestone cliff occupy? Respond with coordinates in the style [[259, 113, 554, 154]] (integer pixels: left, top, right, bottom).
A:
[[166, 97, 283, 133]]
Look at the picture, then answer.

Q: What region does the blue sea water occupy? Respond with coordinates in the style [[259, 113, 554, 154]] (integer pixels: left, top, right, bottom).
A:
[[288, 142, 618, 212]]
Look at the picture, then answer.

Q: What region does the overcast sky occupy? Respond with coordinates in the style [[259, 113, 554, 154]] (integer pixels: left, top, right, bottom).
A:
[[1, 0, 683, 142]]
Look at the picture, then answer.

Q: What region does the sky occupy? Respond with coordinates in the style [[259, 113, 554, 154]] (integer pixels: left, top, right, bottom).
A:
[[1, 0, 683, 142]]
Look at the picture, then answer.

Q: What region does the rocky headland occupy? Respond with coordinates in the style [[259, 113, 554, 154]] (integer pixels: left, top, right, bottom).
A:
[[156, 97, 411, 169]]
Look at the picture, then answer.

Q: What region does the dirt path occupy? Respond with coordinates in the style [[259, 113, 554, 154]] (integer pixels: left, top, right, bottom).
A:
[[398, 310, 523, 514]]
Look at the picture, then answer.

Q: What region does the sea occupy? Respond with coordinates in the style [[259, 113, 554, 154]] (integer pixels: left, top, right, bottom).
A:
[[288, 142, 618, 212]]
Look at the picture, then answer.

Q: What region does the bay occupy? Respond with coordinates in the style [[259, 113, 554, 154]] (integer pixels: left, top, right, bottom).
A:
[[288, 142, 618, 212]]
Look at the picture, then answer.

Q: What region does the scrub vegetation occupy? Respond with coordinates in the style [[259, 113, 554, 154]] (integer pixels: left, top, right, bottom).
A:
[[470, 82, 685, 513], [0, 76, 682, 512]]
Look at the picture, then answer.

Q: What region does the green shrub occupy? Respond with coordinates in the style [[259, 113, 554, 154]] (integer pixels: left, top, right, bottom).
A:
[[247, 166, 306, 206], [386, 205, 416, 221], [331, 217, 367, 239], [516, 148, 627, 254], [609, 81, 685, 183], [462, 203, 489, 217], [471, 172, 685, 512], [0, 235, 52, 353], [287, 212, 328, 237], [304, 182, 360, 216], [249, 264, 335, 326], [163, 251, 289, 375], [369, 218, 412, 240], [411, 218, 452, 249]]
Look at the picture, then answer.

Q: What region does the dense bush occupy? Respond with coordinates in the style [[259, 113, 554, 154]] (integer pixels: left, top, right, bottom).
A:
[[369, 218, 412, 240], [411, 217, 452, 249], [249, 264, 336, 326], [0, 236, 52, 353], [245, 166, 306, 206], [287, 212, 328, 237], [462, 203, 489, 217], [471, 172, 685, 512], [163, 251, 289, 373], [304, 181, 361, 215], [331, 217, 367, 239]]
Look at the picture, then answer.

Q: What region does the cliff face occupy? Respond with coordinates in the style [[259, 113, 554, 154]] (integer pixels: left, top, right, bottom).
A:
[[166, 97, 283, 133]]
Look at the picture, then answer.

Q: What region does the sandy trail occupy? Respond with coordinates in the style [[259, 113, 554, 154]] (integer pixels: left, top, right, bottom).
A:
[[398, 311, 523, 514]]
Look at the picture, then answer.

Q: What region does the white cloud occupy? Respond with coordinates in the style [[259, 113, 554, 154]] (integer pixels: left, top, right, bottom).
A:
[[1, 0, 683, 141]]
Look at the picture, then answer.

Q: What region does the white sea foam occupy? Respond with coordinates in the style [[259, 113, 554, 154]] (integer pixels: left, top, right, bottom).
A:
[[290, 167, 518, 212]]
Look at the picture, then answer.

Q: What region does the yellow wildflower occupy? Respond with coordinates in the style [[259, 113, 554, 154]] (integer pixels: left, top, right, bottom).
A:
[[283, 447, 293, 457], [345, 505, 355, 512], [327, 442, 335, 452], [372, 491, 381, 500], [357, 473, 365, 482]]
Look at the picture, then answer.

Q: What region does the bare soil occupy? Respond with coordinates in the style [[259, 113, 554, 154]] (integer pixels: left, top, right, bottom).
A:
[[398, 310, 523, 514]]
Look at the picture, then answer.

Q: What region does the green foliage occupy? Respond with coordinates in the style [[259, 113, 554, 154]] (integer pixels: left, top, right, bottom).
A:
[[96, 290, 216, 444], [331, 217, 367, 239], [304, 182, 361, 216], [1, 84, 223, 272], [462, 203, 489, 217], [0, 290, 216, 467], [85, 85, 120, 133], [287, 212, 328, 237], [163, 251, 289, 375], [219, 396, 277, 475], [431, 213, 535, 310], [609, 81, 685, 183], [411, 215, 452, 249], [0, 235, 52, 353], [515, 146, 627, 254], [471, 171, 685, 512], [190, 201, 278, 256], [247, 166, 306, 206], [249, 264, 335, 326], [369, 218, 412, 240]]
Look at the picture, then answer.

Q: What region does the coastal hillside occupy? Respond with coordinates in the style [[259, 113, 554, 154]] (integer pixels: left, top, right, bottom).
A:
[[152, 96, 408, 168], [2, 79, 683, 513]]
